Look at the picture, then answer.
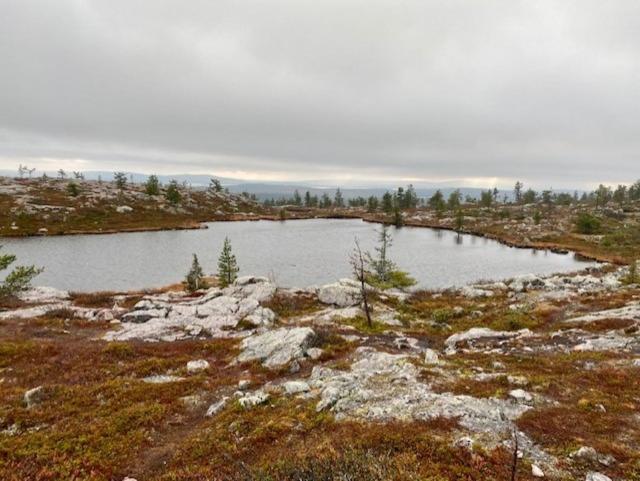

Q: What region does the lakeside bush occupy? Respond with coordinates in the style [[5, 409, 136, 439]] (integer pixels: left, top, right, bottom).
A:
[[575, 212, 602, 234]]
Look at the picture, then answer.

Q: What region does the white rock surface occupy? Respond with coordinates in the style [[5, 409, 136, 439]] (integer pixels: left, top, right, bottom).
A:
[[18, 286, 69, 303], [105, 278, 277, 342], [205, 397, 229, 417], [585, 473, 612, 481], [238, 390, 269, 408], [186, 359, 210, 374], [309, 347, 530, 440], [24, 386, 45, 408], [423, 348, 440, 365], [317, 279, 362, 307], [282, 380, 311, 395], [142, 374, 185, 384], [531, 464, 545, 477], [237, 327, 316, 368], [509, 389, 533, 403], [444, 328, 532, 354], [565, 302, 640, 324]]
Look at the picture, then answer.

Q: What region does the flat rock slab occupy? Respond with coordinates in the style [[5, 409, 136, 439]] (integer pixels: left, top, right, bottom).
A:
[[237, 327, 316, 368]]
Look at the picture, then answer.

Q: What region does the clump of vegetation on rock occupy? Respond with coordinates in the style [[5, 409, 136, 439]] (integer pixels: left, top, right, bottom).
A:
[[365, 224, 416, 290]]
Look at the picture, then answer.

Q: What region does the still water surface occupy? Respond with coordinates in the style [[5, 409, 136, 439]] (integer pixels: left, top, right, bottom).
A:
[[1, 219, 594, 292]]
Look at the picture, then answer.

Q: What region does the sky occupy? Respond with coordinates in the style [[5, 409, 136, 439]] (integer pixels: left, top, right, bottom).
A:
[[0, 1, 639, 189]]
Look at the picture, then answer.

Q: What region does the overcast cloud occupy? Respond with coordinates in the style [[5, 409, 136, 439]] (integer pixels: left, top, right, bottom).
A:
[[0, 0, 639, 188]]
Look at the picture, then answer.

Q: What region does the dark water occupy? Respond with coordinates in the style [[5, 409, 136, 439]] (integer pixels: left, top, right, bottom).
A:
[[1, 219, 595, 292]]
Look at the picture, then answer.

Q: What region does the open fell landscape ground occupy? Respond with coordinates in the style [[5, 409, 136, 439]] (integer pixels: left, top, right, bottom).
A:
[[1, 176, 640, 481], [2, 189, 632, 465]]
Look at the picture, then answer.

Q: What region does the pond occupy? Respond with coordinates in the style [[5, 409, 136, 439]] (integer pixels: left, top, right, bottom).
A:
[[1, 219, 595, 292]]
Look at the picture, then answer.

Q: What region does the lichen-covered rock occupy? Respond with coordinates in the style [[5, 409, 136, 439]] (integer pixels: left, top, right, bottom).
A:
[[205, 397, 229, 417], [585, 473, 612, 481], [237, 390, 269, 408], [237, 327, 316, 368], [142, 374, 185, 384], [18, 286, 69, 303], [460, 286, 494, 298], [444, 327, 533, 354], [282, 380, 310, 395], [105, 279, 277, 342], [565, 302, 640, 324], [309, 347, 529, 439], [186, 359, 210, 373], [317, 279, 362, 307], [24, 386, 45, 408]]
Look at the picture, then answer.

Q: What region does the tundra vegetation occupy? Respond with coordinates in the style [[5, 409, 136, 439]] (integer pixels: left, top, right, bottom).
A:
[[1, 174, 640, 480]]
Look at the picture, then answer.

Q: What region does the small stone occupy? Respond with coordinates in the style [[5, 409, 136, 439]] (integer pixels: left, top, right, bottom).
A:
[[585, 473, 612, 481], [238, 379, 251, 391], [423, 348, 440, 365], [571, 446, 599, 462], [282, 381, 310, 395], [453, 436, 474, 451], [306, 347, 324, 360], [238, 390, 269, 408], [186, 359, 210, 374], [509, 389, 533, 403], [531, 464, 544, 477], [24, 386, 45, 408], [142, 374, 184, 384], [205, 397, 228, 417], [289, 360, 301, 373]]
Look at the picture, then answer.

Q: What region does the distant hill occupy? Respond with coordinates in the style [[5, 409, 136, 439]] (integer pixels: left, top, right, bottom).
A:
[[0, 169, 581, 201], [225, 183, 492, 202]]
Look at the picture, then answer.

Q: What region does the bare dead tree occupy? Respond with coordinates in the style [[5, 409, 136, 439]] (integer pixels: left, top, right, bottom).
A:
[[510, 429, 519, 481], [349, 238, 372, 328]]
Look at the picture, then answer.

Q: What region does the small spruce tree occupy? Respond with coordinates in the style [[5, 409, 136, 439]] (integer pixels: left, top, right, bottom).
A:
[[145, 175, 160, 195], [217, 237, 239, 287], [624, 259, 638, 285], [371, 224, 396, 282], [393, 205, 403, 227], [455, 209, 464, 232], [185, 254, 205, 292], [533, 210, 542, 225], [113, 171, 127, 190], [67, 181, 80, 197], [165, 180, 181, 205]]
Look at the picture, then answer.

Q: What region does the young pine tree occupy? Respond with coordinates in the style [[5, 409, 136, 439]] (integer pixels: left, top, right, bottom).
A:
[[0, 246, 43, 300], [185, 254, 205, 293], [217, 237, 239, 287]]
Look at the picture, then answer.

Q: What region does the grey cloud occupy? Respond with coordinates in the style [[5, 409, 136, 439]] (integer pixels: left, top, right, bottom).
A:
[[0, 0, 639, 187]]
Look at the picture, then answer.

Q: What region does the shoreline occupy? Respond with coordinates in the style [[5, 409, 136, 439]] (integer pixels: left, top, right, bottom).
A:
[[1, 210, 621, 265]]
